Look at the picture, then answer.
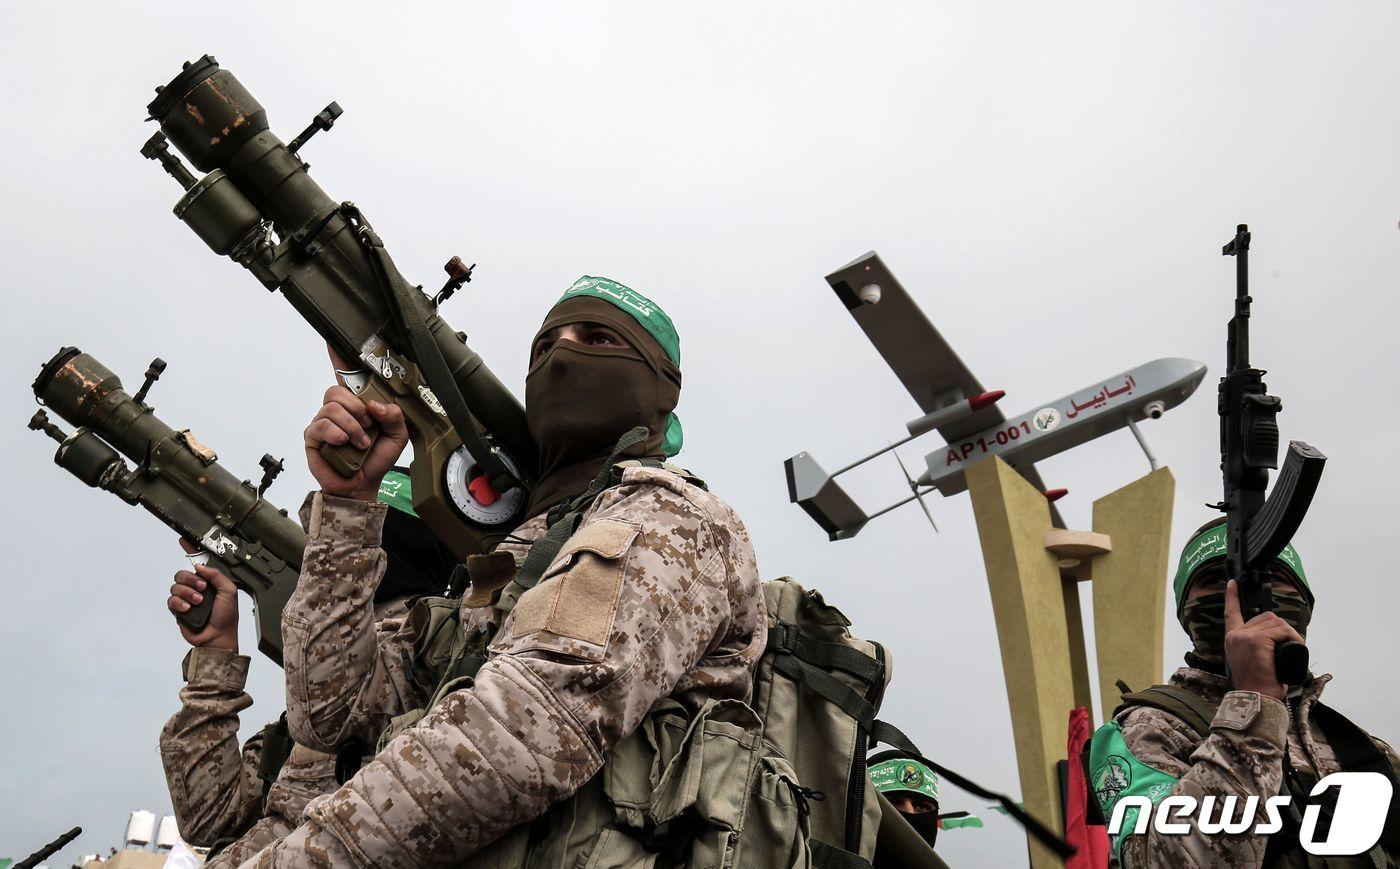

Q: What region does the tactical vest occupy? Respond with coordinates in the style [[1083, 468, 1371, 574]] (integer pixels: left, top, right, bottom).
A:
[[367, 451, 945, 868], [1113, 683, 1400, 868]]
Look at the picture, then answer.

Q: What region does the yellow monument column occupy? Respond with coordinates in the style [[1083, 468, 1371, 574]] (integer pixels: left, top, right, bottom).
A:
[[966, 457, 1176, 868], [1089, 467, 1175, 719], [966, 457, 1077, 869]]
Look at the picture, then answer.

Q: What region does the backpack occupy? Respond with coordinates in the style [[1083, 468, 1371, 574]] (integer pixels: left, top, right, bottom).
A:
[[750, 578, 893, 868], [366, 436, 926, 866], [358, 438, 1062, 865], [380, 574, 911, 868]]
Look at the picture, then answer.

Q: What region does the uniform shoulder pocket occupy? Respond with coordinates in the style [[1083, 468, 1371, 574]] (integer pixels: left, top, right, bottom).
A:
[[554, 517, 640, 563], [494, 518, 640, 660]]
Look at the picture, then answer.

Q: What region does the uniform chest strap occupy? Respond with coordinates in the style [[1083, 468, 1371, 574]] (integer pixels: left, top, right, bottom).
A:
[[512, 428, 704, 591], [1309, 702, 1400, 856], [513, 427, 651, 591], [1114, 684, 1218, 738]]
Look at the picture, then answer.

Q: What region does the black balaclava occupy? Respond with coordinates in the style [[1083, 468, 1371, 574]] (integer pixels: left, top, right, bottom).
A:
[[904, 808, 941, 849], [525, 296, 681, 517]]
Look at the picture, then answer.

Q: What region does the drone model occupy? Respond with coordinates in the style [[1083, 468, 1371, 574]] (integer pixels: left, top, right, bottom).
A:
[[785, 252, 1206, 540]]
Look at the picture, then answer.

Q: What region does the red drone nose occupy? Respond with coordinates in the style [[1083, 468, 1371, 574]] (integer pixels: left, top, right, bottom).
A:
[[468, 475, 500, 506], [969, 389, 1006, 411], [1043, 488, 1069, 503]]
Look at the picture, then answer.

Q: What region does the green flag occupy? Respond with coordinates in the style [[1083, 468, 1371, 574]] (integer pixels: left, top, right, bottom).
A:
[[377, 470, 417, 516], [939, 802, 1025, 831]]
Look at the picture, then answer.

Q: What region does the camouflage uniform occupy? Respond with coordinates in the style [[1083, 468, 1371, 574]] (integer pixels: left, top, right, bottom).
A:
[[244, 463, 764, 867], [1102, 666, 1399, 867], [160, 596, 411, 867], [158, 646, 334, 868]]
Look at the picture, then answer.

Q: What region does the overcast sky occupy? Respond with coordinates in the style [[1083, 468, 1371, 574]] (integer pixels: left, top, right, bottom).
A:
[[2, 3, 1397, 866]]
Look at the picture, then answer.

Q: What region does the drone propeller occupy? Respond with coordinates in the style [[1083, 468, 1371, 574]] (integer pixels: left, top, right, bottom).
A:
[[894, 448, 939, 533]]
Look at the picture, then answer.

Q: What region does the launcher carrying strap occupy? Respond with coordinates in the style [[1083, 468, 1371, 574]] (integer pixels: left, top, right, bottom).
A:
[[340, 203, 516, 492]]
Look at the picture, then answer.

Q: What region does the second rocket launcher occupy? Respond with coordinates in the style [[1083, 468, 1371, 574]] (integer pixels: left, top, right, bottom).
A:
[[31, 347, 303, 665]]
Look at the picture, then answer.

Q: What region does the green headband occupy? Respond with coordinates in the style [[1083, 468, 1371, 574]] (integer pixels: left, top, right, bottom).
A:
[[377, 470, 417, 517], [555, 276, 684, 456], [870, 757, 940, 801], [1173, 522, 1309, 609]]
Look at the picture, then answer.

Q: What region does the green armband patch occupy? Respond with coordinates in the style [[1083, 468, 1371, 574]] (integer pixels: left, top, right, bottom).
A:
[[1089, 721, 1180, 863]]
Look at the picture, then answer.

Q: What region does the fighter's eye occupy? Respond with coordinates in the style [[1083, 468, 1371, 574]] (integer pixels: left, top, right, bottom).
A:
[[1192, 565, 1228, 590], [586, 328, 622, 347]]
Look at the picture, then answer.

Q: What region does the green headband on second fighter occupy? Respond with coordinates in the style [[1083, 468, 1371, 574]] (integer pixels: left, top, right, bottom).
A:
[[1172, 521, 1311, 610], [869, 754, 940, 801], [554, 276, 683, 456]]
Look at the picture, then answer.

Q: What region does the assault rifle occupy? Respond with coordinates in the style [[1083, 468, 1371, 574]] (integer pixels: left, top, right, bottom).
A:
[[141, 55, 535, 558], [12, 825, 82, 869], [32, 347, 303, 664], [1216, 225, 1326, 685]]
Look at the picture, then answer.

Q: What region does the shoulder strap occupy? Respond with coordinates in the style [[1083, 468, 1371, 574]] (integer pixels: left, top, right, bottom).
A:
[[615, 457, 708, 490], [256, 714, 293, 797], [513, 427, 651, 590], [374, 431, 706, 781], [767, 621, 884, 729], [1311, 702, 1400, 857], [419, 428, 669, 704], [1115, 684, 1219, 738]]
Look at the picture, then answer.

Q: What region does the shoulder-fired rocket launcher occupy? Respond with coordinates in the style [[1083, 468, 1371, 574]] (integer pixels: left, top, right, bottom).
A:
[[141, 55, 535, 558], [31, 347, 302, 665]]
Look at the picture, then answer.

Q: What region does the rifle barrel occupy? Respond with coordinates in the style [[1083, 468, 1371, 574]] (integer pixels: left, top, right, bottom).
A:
[[1223, 223, 1251, 370], [14, 825, 82, 869]]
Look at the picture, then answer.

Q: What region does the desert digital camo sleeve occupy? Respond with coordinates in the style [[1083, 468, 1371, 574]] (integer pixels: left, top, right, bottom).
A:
[[243, 465, 765, 868], [279, 493, 426, 753], [1090, 690, 1289, 867], [279, 493, 538, 754], [159, 647, 265, 848], [161, 590, 420, 867]]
